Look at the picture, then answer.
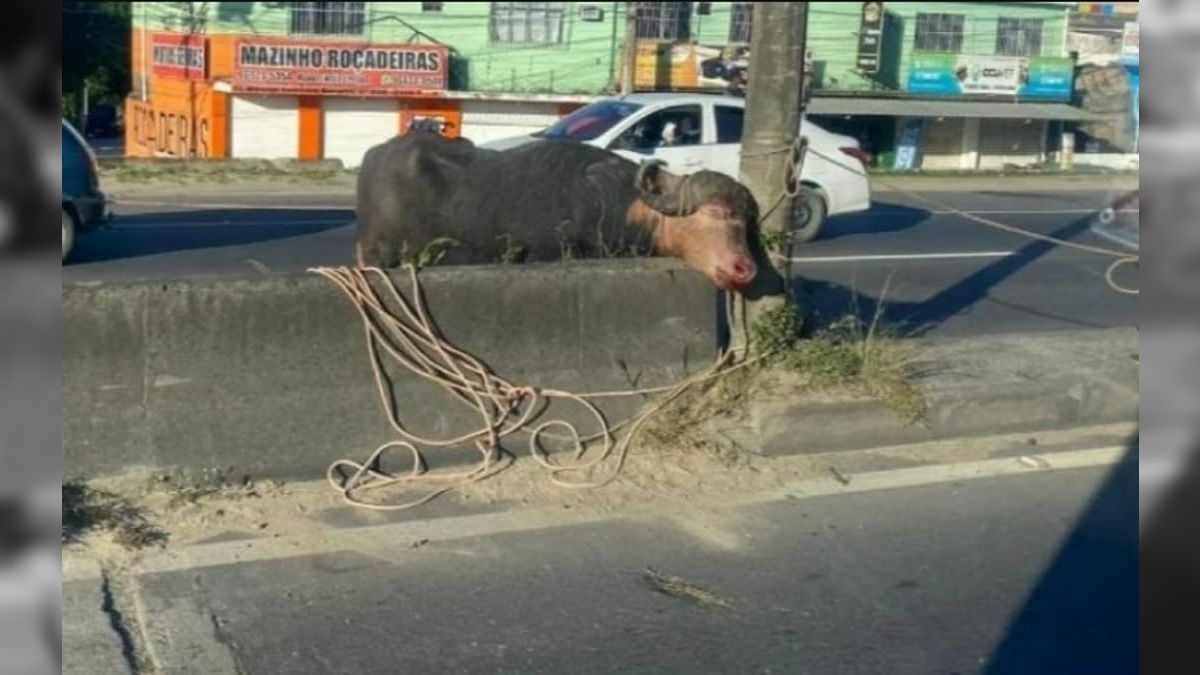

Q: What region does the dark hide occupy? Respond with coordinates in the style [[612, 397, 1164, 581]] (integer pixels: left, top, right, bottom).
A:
[[355, 131, 754, 267]]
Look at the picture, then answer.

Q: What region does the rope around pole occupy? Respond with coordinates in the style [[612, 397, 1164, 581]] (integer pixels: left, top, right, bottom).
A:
[[309, 265, 760, 511]]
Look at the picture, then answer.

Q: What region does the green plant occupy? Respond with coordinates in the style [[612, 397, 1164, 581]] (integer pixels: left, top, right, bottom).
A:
[[497, 234, 526, 264], [412, 237, 461, 270], [751, 303, 804, 357], [759, 228, 790, 254]]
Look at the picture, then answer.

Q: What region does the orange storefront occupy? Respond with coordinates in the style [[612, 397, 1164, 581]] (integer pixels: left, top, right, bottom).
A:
[[128, 29, 586, 166]]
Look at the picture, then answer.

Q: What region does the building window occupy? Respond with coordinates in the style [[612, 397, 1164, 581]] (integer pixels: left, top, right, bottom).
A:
[[289, 2, 366, 35], [490, 2, 565, 45], [729, 3, 753, 44], [421, 2, 443, 11], [635, 2, 691, 42], [914, 13, 965, 52], [996, 18, 1043, 57]]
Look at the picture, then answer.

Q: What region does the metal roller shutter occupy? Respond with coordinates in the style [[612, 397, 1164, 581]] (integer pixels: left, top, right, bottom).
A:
[[978, 118, 1048, 169], [323, 98, 400, 169], [919, 117, 965, 170], [230, 95, 299, 160]]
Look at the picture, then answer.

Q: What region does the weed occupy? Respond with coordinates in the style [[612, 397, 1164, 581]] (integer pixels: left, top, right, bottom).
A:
[[749, 300, 927, 423], [62, 480, 168, 550], [759, 228, 790, 255], [411, 237, 461, 270], [496, 234, 526, 264]]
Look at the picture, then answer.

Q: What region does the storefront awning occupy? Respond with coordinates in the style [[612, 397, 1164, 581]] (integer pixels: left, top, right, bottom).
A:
[[808, 97, 1111, 122]]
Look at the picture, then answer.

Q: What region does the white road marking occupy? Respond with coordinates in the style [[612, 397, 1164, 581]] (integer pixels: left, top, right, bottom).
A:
[[62, 444, 1125, 581], [872, 208, 1139, 216], [113, 219, 347, 228], [790, 251, 1014, 263]]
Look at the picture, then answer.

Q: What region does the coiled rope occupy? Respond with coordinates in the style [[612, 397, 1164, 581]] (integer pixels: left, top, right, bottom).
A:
[[309, 265, 758, 511]]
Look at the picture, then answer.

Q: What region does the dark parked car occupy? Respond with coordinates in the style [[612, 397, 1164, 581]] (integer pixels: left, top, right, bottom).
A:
[[61, 120, 108, 261], [84, 102, 121, 139]]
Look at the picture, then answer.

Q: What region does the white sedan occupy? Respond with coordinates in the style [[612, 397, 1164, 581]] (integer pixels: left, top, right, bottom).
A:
[[481, 93, 872, 242]]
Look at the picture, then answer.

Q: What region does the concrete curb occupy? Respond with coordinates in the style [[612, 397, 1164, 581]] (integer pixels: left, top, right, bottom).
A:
[[741, 328, 1138, 458], [64, 260, 720, 482]]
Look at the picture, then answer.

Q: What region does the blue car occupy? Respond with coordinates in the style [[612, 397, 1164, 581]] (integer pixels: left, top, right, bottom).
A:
[[61, 120, 109, 261]]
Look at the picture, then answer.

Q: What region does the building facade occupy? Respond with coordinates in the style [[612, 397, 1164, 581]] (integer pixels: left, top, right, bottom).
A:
[[128, 2, 1105, 171]]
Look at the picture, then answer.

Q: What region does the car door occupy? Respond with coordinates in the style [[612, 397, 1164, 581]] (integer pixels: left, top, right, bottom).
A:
[[606, 104, 707, 175]]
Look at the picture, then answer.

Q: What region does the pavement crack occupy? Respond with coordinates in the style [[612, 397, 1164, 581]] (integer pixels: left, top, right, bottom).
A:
[[100, 570, 147, 675]]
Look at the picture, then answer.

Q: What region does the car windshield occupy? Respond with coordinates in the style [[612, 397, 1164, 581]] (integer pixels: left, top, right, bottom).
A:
[[535, 100, 644, 142]]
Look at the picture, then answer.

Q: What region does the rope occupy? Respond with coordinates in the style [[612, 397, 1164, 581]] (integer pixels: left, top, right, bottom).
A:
[[309, 265, 758, 511], [867, 171, 1139, 296], [742, 135, 809, 224], [754, 140, 1139, 296]]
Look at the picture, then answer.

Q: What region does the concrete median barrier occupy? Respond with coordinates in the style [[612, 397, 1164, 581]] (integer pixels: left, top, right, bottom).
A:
[[64, 259, 720, 482]]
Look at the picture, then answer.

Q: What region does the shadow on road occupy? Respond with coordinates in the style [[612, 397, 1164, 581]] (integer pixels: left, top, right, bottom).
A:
[[817, 201, 931, 241], [71, 209, 352, 264], [793, 210, 1120, 337], [984, 433, 1139, 674]]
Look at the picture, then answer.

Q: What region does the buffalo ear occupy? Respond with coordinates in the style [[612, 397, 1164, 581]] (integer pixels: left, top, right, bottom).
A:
[[636, 159, 670, 195], [635, 160, 693, 216]]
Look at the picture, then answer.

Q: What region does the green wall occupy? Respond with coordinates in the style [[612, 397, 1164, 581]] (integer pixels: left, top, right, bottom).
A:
[[132, 1, 1070, 95]]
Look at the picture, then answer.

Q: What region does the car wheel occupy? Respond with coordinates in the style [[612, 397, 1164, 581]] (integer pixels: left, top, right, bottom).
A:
[[789, 186, 827, 243], [61, 208, 76, 262]]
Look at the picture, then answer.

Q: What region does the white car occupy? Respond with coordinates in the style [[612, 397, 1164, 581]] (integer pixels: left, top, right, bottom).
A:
[[481, 93, 872, 242]]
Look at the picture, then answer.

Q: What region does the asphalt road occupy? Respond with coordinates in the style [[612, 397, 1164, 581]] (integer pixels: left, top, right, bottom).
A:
[[63, 189, 1139, 338], [127, 456, 1137, 674]]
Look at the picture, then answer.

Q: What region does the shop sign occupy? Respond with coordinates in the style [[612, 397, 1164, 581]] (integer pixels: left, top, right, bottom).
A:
[[232, 37, 449, 95], [907, 52, 1073, 100], [127, 99, 212, 158], [152, 33, 207, 80], [855, 2, 885, 75]]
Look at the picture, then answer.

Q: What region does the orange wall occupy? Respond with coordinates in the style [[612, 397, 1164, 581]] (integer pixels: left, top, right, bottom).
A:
[[128, 28, 228, 158], [298, 96, 323, 160]]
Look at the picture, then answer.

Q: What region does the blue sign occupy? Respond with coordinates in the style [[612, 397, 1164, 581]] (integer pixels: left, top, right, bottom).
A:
[[907, 52, 1073, 101]]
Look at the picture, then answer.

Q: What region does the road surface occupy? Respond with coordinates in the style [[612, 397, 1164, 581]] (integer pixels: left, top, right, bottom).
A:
[[63, 189, 1139, 338], [109, 451, 1137, 674]]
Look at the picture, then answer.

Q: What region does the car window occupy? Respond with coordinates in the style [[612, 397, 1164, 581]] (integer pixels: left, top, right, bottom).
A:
[[62, 123, 83, 174], [610, 105, 703, 153], [538, 100, 644, 142], [715, 106, 744, 144]]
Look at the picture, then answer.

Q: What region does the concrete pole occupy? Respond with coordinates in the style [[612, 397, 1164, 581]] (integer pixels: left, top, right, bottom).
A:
[[733, 2, 808, 353], [621, 3, 638, 95]]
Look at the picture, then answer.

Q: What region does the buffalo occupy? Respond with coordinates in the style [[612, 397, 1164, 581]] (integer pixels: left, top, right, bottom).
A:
[[355, 132, 759, 291]]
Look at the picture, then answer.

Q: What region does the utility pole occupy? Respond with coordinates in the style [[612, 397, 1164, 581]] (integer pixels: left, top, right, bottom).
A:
[[733, 2, 809, 353], [620, 2, 638, 95]]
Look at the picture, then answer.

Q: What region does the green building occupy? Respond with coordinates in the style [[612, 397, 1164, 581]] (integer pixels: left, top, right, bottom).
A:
[[129, 2, 1098, 169]]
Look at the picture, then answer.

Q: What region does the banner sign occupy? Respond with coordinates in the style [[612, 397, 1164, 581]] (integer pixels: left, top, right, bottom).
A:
[[856, 2, 885, 75], [232, 38, 449, 94], [152, 33, 207, 80], [907, 52, 1073, 100]]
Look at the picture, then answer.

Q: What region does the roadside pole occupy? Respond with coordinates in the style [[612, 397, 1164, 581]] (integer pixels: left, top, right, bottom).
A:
[[621, 3, 638, 95], [733, 2, 809, 354]]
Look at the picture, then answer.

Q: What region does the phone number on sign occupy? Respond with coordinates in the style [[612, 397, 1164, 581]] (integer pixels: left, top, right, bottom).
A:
[[237, 70, 442, 88]]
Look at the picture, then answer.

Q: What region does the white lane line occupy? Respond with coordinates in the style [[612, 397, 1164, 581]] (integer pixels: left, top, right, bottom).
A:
[[790, 251, 1015, 263], [873, 208, 1139, 216], [113, 219, 348, 228]]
